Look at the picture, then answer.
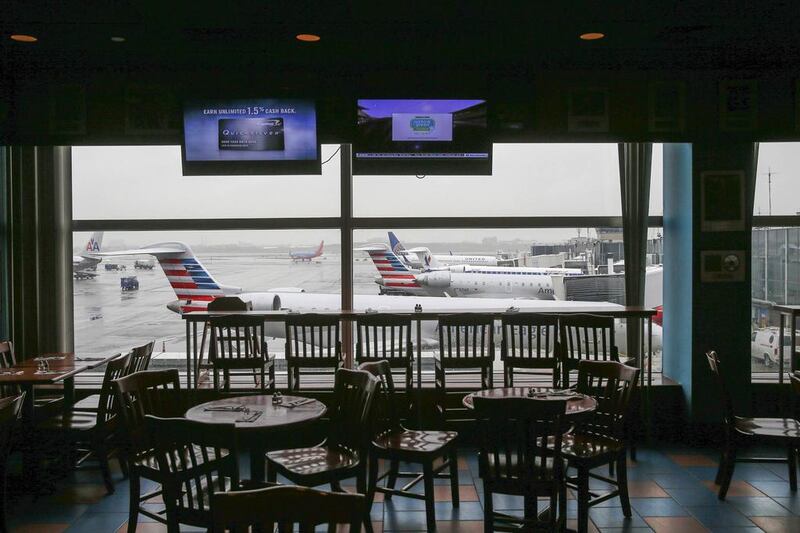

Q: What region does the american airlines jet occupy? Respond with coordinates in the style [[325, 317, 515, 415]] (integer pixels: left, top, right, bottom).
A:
[[289, 241, 324, 262], [73, 231, 104, 277], [360, 242, 582, 299], [99, 241, 662, 353]]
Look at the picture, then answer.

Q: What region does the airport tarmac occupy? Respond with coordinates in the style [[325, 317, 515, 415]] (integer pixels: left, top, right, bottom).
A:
[[73, 253, 378, 357]]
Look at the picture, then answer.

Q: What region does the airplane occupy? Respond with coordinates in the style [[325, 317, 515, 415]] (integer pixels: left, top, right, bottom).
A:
[[73, 231, 104, 278], [388, 231, 499, 267], [290, 241, 324, 262], [98, 241, 663, 354], [359, 242, 582, 299]]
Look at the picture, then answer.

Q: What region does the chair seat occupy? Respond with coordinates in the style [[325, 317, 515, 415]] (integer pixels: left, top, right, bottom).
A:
[[560, 433, 623, 462], [38, 410, 99, 431], [735, 416, 800, 439], [73, 394, 100, 411], [267, 445, 359, 478], [374, 429, 457, 455]]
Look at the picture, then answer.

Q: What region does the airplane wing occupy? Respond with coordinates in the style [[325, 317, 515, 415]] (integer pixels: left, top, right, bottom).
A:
[[98, 244, 187, 256]]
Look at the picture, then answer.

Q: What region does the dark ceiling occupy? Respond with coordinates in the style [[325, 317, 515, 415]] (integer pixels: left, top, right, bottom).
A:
[[2, 0, 800, 80]]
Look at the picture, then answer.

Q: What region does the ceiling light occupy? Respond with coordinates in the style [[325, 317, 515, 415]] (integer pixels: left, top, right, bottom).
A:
[[110, 36, 126, 42], [580, 32, 605, 41], [10, 34, 37, 43], [296, 33, 321, 42]]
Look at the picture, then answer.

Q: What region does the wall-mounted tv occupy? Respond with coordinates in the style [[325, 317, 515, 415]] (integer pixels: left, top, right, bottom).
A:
[[354, 99, 491, 175], [182, 98, 320, 175]]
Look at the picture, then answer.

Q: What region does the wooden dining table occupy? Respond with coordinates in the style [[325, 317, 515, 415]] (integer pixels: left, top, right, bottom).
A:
[[462, 386, 598, 415], [185, 394, 327, 482], [0, 352, 120, 419]]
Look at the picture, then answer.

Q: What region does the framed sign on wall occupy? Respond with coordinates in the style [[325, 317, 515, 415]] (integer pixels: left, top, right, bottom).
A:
[[700, 170, 745, 232]]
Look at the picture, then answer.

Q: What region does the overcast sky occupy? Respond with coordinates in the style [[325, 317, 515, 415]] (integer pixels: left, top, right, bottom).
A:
[[72, 143, 665, 248]]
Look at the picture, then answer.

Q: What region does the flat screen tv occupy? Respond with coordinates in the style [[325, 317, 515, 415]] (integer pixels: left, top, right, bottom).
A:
[[182, 98, 320, 175], [354, 99, 491, 175]]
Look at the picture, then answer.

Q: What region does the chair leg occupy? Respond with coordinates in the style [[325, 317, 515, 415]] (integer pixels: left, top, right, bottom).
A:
[[384, 459, 399, 500], [788, 444, 797, 492], [448, 447, 460, 507], [366, 453, 379, 516], [0, 464, 7, 533], [617, 451, 632, 517], [356, 468, 374, 533], [718, 443, 737, 500], [95, 442, 115, 494], [577, 466, 590, 533], [483, 480, 493, 533], [422, 461, 436, 533], [127, 469, 140, 533], [119, 456, 129, 479], [715, 450, 727, 485]]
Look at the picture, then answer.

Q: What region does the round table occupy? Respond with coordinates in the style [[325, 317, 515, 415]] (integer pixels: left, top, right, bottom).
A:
[[462, 387, 597, 416], [185, 394, 326, 482]]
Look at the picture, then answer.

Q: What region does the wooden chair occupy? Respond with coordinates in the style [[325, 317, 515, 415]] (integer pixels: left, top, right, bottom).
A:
[[558, 314, 620, 387], [74, 340, 156, 411], [562, 360, 639, 533], [266, 368, 378, 532], [355, 314, 414, 392], [0, 393, 24, 533], [708, 351, 800, 500], [475, 395, 568, 533], [37, 352, 130, 493], [500, 313, 560, 387], [284, 314, 344, 391], [360, 360, 459, 533], [435, 314, 494, 420], [213, 485, 365, 533], [113, 369, 183, 533], [209, 315, 275, 392], [126, 340, 155, 375], [146, 415, 247, 533]]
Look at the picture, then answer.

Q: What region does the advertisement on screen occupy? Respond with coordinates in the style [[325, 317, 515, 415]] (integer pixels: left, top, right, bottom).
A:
[[183, 99, 318, 164]]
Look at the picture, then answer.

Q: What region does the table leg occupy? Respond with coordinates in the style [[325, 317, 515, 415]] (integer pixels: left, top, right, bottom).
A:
[[20, 384, 38, 489], [63, 376, 75, 412], [250, 443, 266, 483]]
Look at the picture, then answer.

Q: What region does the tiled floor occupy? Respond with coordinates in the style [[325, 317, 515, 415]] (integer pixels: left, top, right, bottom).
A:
[[6, 445, 800, 532]]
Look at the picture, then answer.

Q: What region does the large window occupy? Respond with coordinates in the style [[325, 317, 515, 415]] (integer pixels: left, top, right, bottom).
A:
[[72, 142, 663, 382], [751, 143, 800, 380]]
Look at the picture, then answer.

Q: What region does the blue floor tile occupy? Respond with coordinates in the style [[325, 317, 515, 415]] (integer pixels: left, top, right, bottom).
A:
[[630, 497, 689, 517], [588, 507, 647, 528], [433, 501, 484, 520], [664, 486, 725, 506], [650, 472, 707, 489], [773, 497, 800, 515], [749, 480, 798, 497], [686, 505, 756, 528], [65, 512, 127, 533], [726, 496, 795, 516]]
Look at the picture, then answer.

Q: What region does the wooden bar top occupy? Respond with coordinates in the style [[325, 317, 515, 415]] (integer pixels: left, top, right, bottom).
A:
[[182, 306, 657, 323]]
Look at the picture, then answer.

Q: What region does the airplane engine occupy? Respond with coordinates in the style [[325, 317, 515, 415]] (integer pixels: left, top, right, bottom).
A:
[[417, 270, 452, 288]]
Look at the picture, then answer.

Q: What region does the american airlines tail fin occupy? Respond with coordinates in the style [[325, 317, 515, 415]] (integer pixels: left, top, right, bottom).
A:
[[356, 244, 420, 289], [99, 242, 241, 313], [81, 231, 104, 257]]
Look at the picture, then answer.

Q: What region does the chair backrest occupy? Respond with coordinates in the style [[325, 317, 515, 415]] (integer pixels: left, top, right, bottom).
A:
[[207, 296, 252, 312], [113, 369, 182, 455], [0, 392, 25, 465], [212, 485, 364, 533], [438, 314, 495, 362], [560, 314, 619, 384], [355, 314, 413, 365], [575, 360, 640, 441], [284, 314, 342, 361], [359, 360, 401, 435], [125, 340, 155, 375], [328, 368, 379, 453], [706, 350, 735, 427], [146, 415, 240, 524], [97, 353, 131, 425], [474, 396, 567, 486], [501, 313, 560, 384], [209, 315, 266, 363], [0, 341, 16, 369], [0, 341, 20, 398], [790, 372, 800, 421]]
